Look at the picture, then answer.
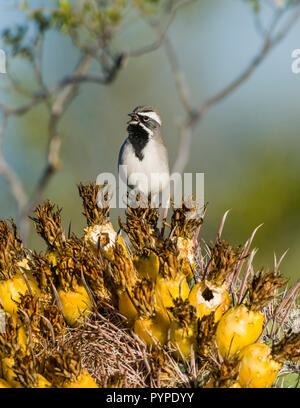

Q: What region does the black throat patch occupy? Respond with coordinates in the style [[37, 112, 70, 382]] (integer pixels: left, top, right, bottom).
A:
[[127, 124, 149, 161]]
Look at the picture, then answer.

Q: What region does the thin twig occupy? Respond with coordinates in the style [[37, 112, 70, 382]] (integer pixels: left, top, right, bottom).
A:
[[0, 112, 28, 212], [128, 0, 196, 57], [169, 5, 300, 174]]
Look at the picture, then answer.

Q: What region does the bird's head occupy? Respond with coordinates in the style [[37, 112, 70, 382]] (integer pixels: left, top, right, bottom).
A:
[[127, 105, 162, 138]]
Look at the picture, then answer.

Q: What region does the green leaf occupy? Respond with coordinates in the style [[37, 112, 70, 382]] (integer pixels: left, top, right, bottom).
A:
[[59, 0, 70, 13]]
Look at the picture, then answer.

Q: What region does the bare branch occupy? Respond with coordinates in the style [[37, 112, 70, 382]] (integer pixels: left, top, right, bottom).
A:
[[19, 54, 93, 240], [197, 6, 300, 117], [194, 15, 290, 117], [26, 52, 127, 209], [128, 0, 196, 57], [0, 52, 127, 119], [172, 121, 194, 175], [0, 112, 28, 211], [0, 47, 126, 242], [170, 4, 300, 174], [163, 37, 195, 116]]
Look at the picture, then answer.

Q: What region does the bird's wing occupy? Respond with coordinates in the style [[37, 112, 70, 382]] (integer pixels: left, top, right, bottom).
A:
[[118, 139, 129, 169], [118, 139, 136, 189]]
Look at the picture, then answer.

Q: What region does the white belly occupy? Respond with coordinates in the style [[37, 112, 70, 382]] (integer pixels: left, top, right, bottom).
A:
[[119, 139, 170, 196]]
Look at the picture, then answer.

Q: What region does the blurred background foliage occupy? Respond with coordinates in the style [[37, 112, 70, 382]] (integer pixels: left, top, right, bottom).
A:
[[0, 0, 299, 286]]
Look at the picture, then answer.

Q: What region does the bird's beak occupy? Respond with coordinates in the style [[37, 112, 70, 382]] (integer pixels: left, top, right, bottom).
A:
[[127, 113, 140, 124]]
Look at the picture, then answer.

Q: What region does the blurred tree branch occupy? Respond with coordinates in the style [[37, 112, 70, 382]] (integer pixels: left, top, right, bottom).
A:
[[166, 2, 300, 174], [0, 0, 299, 243], [0, 111, 28, 209], [128, 0, 196, 57]]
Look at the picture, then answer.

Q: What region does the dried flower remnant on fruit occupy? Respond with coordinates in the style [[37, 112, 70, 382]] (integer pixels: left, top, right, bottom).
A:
[[208, 356, 240, 388], [28, 253, 56, 299], [169, 201, 203, 282], [131, 279, 157, 318], [11, 348, 51, 388], [43, 346, 81, 386], [157, 239, 180, 280], [246, 268, 288, 311], [41, 303, 66, 338], [0, 313, 26, 352], [170, 201, 203, 240], [168, 299, 198, 360], [61, 236, 114, 306], [78, 182, 110, 226], [110, 242, 138, 291], [196, 313, 217, 366], [271, 330, 300, 363], [79, 183, 127, 262], [119, 196, 160, 254], [206, 239, 242, 288], [0, 220, 25, 276], [103, 372, 126, 388], [43, 346, 98, 388], [16, 293, 65, 346], [30, 201, 66, 250], [168, 298, 197, 330]]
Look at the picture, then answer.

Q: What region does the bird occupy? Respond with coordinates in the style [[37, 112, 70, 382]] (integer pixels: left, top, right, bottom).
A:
[[118, 105, 170, 205]]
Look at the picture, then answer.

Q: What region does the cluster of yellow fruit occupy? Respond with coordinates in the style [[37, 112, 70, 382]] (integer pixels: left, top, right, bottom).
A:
[[0, 182, 298, 388], [116, 203, 298, 389], [0, 205, 98, 387]]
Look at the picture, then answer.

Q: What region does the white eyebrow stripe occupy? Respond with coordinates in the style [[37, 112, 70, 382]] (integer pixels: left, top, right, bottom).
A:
[[139, 122, 153, 136], [139, 111, 161, 125]]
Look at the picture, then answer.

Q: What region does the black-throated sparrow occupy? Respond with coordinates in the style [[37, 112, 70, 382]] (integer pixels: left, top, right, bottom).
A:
[[118, 105, 170, 204]]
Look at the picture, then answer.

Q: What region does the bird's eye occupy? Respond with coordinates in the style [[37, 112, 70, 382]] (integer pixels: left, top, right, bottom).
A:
[[143, 116, 149, 121]]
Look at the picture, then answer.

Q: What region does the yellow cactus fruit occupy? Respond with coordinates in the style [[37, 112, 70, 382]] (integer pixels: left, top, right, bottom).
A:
[[170, 322, 196, 361], [64, 370, 98, 388], [134, 314, 168, 347], [0, 313, 27, 352], [230, 382, 242, 388], [133, 251, 160, 281], [35, 374, 52, 388], [16, 324, 27, 350], [189, 281, 230, 323], [216, 305, 264, 358], [204, 379, 241, 388], [58, 284, 92, 327], [155, 274, 189, 313], [0, 378, 12, 388], [0, 271, 40, 315], [118, 290, 138, 323], [17, 258, 41, 291], [1, 357, 23, 388], [177, 237, 195, 282], [238, 343, 282, 388]]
